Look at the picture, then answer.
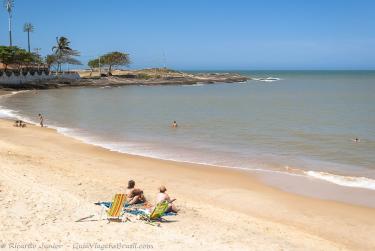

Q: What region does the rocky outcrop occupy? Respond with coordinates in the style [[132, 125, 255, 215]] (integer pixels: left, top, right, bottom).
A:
[[0, 71, 250, 90]]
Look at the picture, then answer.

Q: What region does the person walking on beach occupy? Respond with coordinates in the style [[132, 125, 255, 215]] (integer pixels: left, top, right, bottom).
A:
[[38, 114, 44, 127], [156, 185, 178, 213], [171, 121, 178, 128]]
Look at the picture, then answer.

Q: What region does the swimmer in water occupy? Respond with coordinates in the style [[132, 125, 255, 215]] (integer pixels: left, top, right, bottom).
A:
[[172, 121, 178, 128]]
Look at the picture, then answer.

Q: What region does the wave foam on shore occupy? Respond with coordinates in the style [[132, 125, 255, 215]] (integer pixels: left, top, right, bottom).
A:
[[1, 95, 375, 191], [306, 171, 375, 190]]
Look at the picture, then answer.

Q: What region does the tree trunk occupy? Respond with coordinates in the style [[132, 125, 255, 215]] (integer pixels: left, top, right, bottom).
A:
[[8, 16, 12, 46], [108, 65, 112, 76], [27, 31, 30, 53]]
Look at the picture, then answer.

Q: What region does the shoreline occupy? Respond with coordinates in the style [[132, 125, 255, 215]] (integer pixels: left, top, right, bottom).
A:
[[1, 90, 375, 208], [0, 118, 375, 250]]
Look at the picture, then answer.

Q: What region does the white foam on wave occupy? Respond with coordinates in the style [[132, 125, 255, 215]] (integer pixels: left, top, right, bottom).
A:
[[0, 91, 31, 119], [181, 83, 205, 87], [3, 106, 374, 192], [0, 107, 18, 118], [253, 77, 281, 82], [61, 128, 375, 193], [2, 90, 375, 191], [306, 171, 375, 190]]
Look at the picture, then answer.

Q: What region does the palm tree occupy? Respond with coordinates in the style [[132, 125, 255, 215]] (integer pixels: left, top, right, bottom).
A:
[[4, 0, 14, 46], [52, 36, 81, 72], [23, 23, 34, 52]]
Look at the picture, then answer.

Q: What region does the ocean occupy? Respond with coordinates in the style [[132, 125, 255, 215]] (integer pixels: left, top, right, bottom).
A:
[[1, 70, 375, 193]]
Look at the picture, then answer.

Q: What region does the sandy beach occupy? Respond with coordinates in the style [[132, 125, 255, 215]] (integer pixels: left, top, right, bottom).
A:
[[0, 118, 374, 251]]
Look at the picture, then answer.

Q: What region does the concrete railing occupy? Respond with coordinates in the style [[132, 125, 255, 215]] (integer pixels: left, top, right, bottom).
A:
[[0, 71, 80, 85]]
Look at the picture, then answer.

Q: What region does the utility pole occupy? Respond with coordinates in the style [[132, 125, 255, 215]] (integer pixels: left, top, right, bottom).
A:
[[34, 48, 41, 70]]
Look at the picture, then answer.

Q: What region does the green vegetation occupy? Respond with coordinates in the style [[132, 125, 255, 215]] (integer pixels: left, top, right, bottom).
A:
[[88, 51, 131, 76], [0, 2, 81, 75], [51, 36, 81, 72], [0, 46, 40, 71], [137, 73, 153, 79], [45, 54, 57, 71], [87, 58, 99, 76], [23, 23, 34, 52]]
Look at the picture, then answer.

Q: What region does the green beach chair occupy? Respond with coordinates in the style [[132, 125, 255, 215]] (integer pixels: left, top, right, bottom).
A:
[[139, 201, 169, 224]]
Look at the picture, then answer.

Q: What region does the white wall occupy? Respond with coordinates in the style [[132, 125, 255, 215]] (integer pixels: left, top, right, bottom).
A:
[[0, 72, 80, 85]]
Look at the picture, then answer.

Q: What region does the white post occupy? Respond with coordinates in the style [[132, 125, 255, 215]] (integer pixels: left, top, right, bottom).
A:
[[98, 56, 101, 77]]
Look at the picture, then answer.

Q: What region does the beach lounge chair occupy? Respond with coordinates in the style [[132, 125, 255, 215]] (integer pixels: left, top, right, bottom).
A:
[[99, 194, 127, 222], [139, 201, 169, 224]]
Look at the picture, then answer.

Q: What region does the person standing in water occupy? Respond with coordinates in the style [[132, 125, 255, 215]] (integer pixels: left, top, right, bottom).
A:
[[38, 114, 44, 127], [171, 121, 178, 128]]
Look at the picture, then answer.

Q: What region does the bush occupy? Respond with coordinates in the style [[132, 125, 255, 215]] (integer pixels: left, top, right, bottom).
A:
[[137, 73, 152, 79]]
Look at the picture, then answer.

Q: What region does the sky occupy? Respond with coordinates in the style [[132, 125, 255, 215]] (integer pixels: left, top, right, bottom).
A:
[[0, 0, 374, 70]]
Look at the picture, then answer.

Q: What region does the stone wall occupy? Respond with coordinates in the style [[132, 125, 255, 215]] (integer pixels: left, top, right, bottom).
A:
[[0, 72, 80, 85]]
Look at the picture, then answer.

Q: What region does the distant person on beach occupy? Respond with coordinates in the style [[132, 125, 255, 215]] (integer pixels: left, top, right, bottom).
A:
[[14, 120, 20, 127], [14, 120, 26, 127], [126, 180, 146, 205], [156, 185, 178, 213], [352, 138, 360, 143], [171, 121, 178, 128], [38, 114, 44, 127]]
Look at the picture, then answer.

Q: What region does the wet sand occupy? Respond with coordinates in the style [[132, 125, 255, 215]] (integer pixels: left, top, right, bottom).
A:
[[0, 118, 374, 250]]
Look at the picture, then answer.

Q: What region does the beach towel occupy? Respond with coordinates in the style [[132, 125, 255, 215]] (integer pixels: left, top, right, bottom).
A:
[[124, 208, 176, 216]]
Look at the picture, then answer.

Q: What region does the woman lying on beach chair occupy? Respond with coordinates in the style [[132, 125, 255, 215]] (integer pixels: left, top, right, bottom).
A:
[[126, 180, 146, 205]]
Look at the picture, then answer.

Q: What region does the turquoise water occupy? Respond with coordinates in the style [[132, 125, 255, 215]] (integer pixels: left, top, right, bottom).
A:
[[1, 71, 375, 190]]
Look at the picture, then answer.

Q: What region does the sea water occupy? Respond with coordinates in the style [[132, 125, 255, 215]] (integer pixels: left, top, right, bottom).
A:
[[1, 70, 375, 194]]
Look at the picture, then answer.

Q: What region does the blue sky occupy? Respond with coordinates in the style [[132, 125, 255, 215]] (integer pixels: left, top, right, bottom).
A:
[[0, 0, 374, 70]]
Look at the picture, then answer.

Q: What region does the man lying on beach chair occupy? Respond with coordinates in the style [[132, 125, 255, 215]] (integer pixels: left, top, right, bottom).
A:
[[98, 194, 127, 222]]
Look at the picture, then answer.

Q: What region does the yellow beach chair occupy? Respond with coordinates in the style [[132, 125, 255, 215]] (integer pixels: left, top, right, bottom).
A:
[[100, 194, 127, 222]]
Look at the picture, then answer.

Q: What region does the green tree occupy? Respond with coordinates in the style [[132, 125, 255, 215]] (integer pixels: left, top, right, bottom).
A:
[[23, 23, 34, 53], [14, 50, 34, 71], [0, 46, 37, 71], [45, 54, 58, 71], [101, 51, 130, 75], [52, 36, 81, 72], [0, 46, 16, 70], [87, 58, 99, 76]]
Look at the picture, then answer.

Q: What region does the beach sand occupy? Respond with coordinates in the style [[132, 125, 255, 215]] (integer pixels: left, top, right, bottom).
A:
[[0, 119, 374, 251]]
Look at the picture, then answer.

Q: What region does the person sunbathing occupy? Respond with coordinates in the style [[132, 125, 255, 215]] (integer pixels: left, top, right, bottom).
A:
[[156, 185, 178, 213], [126, 180, 146, 205], [14, 120, 26, 127]]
